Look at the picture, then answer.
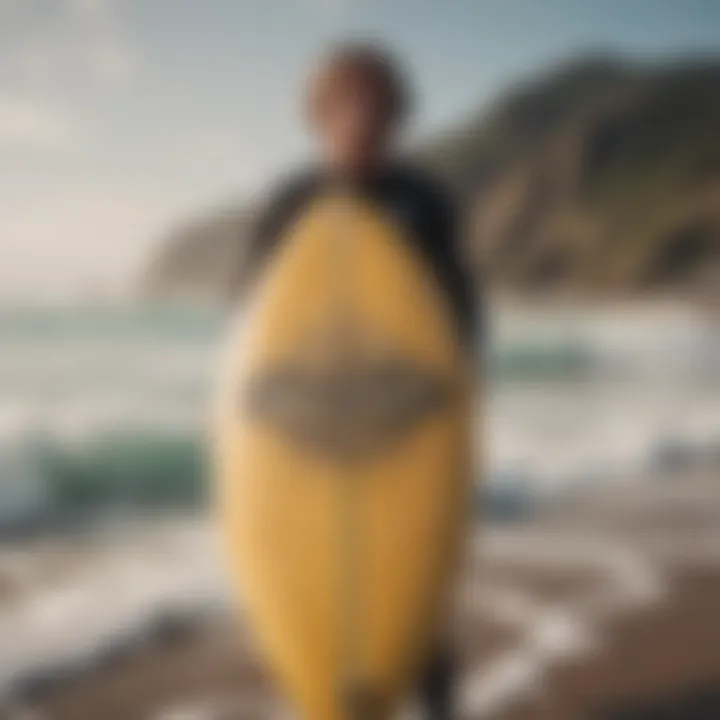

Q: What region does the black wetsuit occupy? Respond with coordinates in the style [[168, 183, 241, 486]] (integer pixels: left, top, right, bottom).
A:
[[246, 165, 478, 351], [244, 164, 478, 719]]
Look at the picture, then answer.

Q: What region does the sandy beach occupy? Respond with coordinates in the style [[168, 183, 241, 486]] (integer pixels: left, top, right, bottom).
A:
[[1, 467, 718, 720]]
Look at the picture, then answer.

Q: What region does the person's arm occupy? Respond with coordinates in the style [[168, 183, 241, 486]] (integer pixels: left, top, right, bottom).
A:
[[227, 171, 320, 302], [423, 184, 480, 356]]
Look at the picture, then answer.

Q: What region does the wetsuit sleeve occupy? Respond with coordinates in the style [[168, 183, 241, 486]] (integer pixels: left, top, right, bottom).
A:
[[422, 186, 480, 354], [228, 171, 320, 299]]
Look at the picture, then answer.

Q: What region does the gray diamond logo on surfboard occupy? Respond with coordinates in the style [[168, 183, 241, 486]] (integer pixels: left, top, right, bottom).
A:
[[243, 320, 454, 461]]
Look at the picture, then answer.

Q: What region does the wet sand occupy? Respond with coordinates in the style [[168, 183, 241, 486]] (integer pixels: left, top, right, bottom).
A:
[[26, 569, 720, 720], [5, 475, 720, 719]]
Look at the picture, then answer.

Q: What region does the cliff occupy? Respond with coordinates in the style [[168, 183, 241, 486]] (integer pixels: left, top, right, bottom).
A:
[[142, 54, 720, 298]]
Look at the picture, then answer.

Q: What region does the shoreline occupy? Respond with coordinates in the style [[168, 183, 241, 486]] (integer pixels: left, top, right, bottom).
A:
[[0, 470, 717, 719]]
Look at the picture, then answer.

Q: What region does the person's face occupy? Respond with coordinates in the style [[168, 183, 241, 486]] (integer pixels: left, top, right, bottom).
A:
[[318, 77, 393, 177]]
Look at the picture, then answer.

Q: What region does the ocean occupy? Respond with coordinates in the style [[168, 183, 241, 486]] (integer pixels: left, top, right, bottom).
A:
[[0, 299, 718, 707], [0, 300, 718, 530]]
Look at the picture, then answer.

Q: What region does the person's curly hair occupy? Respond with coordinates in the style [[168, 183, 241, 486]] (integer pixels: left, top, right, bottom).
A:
[[306, 41, 412, 129]]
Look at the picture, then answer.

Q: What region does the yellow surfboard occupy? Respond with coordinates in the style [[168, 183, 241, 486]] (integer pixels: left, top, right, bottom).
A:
[[215, 193, 472, 720]]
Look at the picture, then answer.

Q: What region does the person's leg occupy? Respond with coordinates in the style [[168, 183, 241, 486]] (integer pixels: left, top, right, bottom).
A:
[[419, 644, 455, 719]]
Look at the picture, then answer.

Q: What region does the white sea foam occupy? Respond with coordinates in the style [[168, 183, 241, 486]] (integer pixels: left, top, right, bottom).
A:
[[0, 520, 228, 700], [0, 302, 717, 512]]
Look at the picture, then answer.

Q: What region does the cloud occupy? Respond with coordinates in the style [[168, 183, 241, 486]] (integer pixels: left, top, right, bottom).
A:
[[88, 35, 136, 85], [0, 183, 188, 299], [305, 0, 351, 15], [1, 0, 137, 89], [66, 0, 112, 18], [66, 0, 136, 85], [0, 96, 76, 150], [0, 0, 25, 21]]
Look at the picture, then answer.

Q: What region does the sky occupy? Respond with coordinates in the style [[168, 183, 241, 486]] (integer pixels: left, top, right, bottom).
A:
[[0, 0, 719, 300]]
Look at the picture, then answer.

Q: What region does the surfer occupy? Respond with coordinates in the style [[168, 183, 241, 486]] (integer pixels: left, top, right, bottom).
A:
[[239, 42, 477, 719]]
